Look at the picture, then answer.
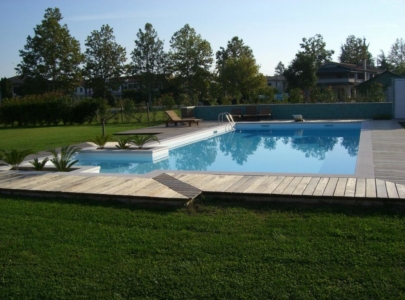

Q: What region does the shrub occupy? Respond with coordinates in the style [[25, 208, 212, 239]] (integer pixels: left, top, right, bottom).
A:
[[115, 136, 133, 149], [48, 146, 79, 172], [92, 135, 111, 149], [289, 88, 304, 103], [0, 149, 33, 170], [131, 135, 160, 149], [29, 157, 49, 171]]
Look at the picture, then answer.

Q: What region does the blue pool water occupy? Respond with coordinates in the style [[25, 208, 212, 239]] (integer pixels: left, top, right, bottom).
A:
[[76, 124, 361, 175]]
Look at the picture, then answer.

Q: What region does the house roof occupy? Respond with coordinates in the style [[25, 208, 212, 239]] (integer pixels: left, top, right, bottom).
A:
[[317, 62, 383, 74], [355, 70, 403, 90]]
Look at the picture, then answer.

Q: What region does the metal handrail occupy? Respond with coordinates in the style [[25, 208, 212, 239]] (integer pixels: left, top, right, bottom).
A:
[[218, 112, 235, 131]]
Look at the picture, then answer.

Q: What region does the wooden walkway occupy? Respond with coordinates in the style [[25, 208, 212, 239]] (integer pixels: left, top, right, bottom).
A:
[[1, 171, 405, 206]]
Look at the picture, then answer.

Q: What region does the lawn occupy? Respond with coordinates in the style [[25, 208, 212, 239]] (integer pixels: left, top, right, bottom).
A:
[[0, 122, 404, 299]]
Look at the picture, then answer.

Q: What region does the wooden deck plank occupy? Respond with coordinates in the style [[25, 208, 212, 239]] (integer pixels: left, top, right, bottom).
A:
[[262, 176, 285, 194], [202, 175, 243, 192], [272, 176, 294, 194], [252, 176, 277, 193], [344, 178, 356, 197], [48, 176, 99, 192], [240, 176, 269, 193], [355, 178, 366, 198], [323, 177, 338, 196], [232, 176, 266, 193], [28, 175, 83, 191], [219, 176, 250, 192], [0, 173, 59, 189], [96, 178, 142, 194], [334, 178, 347, 197], [376, 179, 388, 198], [107, 178, 154, 195], [302, 177, 321, 196], [386, 181, 399, 199], [291, 177, 312, 195], [282, 177, 303, 195], [366, 179, 377, 198], [396, 184, 405, 199], [313, 178, 329, 196], [66, 176, 124, 193]]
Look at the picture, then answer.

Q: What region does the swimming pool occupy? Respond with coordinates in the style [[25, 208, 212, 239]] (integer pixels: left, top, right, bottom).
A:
[[76, 122, 362, 175]]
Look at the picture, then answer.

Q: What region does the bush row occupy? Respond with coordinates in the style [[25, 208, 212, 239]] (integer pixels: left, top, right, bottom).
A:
[[0, 93, 105, 126]]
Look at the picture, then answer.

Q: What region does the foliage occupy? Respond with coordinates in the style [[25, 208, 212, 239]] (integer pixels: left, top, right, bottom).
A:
[[84, 24, 127, 99], [160, 94, 176, 109], [0, 93, 103, 126], [29, 157, 49, 170], [216, 37, 267, 103], [387, 38, 405, 76], [48, 146, 79, 171], [288, 88, 304, 103], [299, 34, 334, 68], [339, 35, 374, 65], [310, 86, 336, 103], [131, 23, 167, 106], [284, 52, 317, 95], [15, 7, 84, 94], [0, 148, 32, 170], [0, 77, 13, 99], [131, 134, 160, 149], [168, 24, 213, 101], [115, 136, 133, 149], [376, 50, 393, 71], [366, 83, 386, 102], [274, 61, 285, 76], [91, 135, 111, 149]]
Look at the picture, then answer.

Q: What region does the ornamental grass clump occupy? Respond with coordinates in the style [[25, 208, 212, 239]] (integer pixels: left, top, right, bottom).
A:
[[92, 135, 111, 149], [0, 148, 32, 170], [48, 146, 79, 172], [29, 157, 49, 171], [115, 136, 133, 149], [131, 135, 160, 149]]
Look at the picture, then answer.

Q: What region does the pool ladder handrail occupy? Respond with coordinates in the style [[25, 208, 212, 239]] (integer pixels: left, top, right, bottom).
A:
[[218, 112, 235, 127]]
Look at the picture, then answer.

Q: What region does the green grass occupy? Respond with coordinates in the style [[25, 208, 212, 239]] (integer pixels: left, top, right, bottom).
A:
[[0, 122, 162, 153], [0, 196, 404, 299]]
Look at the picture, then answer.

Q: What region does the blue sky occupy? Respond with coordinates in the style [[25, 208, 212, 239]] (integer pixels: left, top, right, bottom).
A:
[[1, 0, 404, 78]]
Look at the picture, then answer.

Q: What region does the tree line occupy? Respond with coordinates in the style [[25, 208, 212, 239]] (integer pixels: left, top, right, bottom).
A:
[[2, 7, 404, 105], [7, 7, 270, 106]]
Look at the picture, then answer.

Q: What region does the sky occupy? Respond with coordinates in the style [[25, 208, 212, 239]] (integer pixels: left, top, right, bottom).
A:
[[1, 0, 404, 79]]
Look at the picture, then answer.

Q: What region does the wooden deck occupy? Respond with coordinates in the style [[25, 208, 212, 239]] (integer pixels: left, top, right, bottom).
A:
[[1, 171, 404, 206], [1, 120, 405, 206]]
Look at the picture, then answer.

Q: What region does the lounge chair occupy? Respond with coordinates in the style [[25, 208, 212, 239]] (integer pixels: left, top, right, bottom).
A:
[[243, 106, 258, 120], [258, 107, 272, 120], [165, 110, 202, 127], [230, 108, 243, 120], [293, 114, 304, 122]]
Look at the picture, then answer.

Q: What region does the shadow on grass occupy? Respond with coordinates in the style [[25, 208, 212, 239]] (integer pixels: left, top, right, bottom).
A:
[[194, 195, 405, 217]]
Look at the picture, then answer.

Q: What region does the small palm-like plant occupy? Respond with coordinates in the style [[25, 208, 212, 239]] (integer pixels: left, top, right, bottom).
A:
[[29, 157, 49, 171], [49, 146, 79, 172], [131, 135, 160, 149], [92, 135, 111, 149], [115, 136, 132, 149], [0, 149, 32, 170]]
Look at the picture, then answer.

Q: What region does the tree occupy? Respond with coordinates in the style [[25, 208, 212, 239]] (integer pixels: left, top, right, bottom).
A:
[[15, 8, 84, 94], [299, 34, 334, 68], [388, 38, 405, 76], [131, 23, 167, 106], [216, 37, 265, 102], [84, 24, 127, 102], [377, 50, 393, 71], [0, 77, 13, 99], [283, 52, 317, 95], [274, 61, 285, 76], [168, 24, 213, 102], [339, 35, 374, 65]]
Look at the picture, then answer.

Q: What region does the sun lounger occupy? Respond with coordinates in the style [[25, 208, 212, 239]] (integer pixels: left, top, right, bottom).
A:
[[165, 110, 202, 127], [293, 114, 304, 122], [230, 108, 243, 120], [258, 107, 272, 119], [243, 106, 258, 120]]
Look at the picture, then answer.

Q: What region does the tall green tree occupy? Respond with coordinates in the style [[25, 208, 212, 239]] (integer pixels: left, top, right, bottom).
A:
[[131, 23, 167, 106], [339, 35, 374, 65], [84, 24, 127, 101], [299, 34, 334, 68], [377, 50, 393, 71], [216, 37, 265, 102], [15, 8, 84, 94], [0, 78, 13, 99], [168, 24, 213, 102], [274, 61, 285, 76], [284, 52, 317, 97], [388, 38, 405, 76]]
